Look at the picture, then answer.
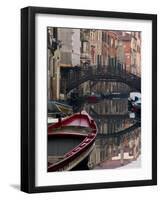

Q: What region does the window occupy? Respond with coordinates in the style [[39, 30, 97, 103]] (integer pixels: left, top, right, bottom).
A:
[[111, 38, 113, 47]]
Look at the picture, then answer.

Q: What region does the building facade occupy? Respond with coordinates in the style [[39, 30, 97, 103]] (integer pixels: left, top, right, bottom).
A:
[[102, 31, 109, 66], [47, 27, 81, 100], [58, 28, 81, 67], [118, 32, 132, 73], [47, 27, 61, 100], [80, 29, 91, 65], [108, 31, 118, 68], [48, 28, 141, 100]]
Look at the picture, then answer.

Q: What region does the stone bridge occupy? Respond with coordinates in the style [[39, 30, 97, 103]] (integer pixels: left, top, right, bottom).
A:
[[61, 65, 141, 93]]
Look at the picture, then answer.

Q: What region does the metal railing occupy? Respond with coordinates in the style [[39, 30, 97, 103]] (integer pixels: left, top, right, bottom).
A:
[[97, 121, 141, 138], [63, 65, 141, 92]]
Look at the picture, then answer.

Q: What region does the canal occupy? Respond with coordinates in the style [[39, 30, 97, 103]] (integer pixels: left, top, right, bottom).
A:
[[70, 81, 141, 169]]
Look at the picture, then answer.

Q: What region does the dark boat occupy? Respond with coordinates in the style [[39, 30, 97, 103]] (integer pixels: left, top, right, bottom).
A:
[[128, 92, 141, 116], [48, 101, 73, 116], [48, 111, 97, 172]]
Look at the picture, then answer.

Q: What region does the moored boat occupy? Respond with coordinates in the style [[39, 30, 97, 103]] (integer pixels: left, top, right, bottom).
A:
[[48, 111, 97, 172], [48, 101, 73, 116], [128, 92, 141, 116]]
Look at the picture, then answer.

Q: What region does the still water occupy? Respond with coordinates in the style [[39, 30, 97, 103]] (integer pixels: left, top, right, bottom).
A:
[[81, 98, 141, 169], [52, 81, 141, 170], [73, 80, 141, 169]]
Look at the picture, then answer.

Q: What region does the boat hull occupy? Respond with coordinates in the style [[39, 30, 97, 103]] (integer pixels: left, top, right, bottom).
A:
[[48, 111, 97, 172]]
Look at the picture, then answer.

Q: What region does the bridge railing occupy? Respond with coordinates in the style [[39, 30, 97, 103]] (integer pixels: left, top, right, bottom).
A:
[[67, 66, 134, 79], [62, 65, 141, 92], [96, 121, 141, 138]]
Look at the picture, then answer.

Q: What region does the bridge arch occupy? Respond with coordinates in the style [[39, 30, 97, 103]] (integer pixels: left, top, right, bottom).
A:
[[61, 65, 141, 93]]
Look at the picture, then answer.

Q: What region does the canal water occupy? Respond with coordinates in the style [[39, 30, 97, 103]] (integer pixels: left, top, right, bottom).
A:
[[82, 99, 141, 169], [72, 81, 141, 169], [49, 81, 141, 170]]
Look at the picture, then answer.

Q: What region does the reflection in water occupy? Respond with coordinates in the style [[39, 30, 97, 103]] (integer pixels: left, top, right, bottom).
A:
[[88, 127, 141, 169], [84, 99, 132, 134], [83, 81, 131, 94], [54, 80, 141, 169], [82, 98, 141, 169]]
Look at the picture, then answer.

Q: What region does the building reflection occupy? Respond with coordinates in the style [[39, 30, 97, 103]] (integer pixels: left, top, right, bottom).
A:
[[63, 78, 141, 169], [82, 98, 141, 169], [90, 81, 131, 94], [88, 127, 141, 169], [84, 99, 132, 134], [79, 81, 131, 97]]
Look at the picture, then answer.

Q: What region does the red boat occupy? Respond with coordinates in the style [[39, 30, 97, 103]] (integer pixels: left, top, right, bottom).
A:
[[86, 94, 100, 103], [48, 111, 97, 172]]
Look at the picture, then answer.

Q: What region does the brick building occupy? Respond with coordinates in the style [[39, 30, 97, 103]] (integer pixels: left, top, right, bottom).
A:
[[47, 27, 81, 100], [102, 31, 109, 66], [107, 31, 118, 68], [118, 32, 132, 73]]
